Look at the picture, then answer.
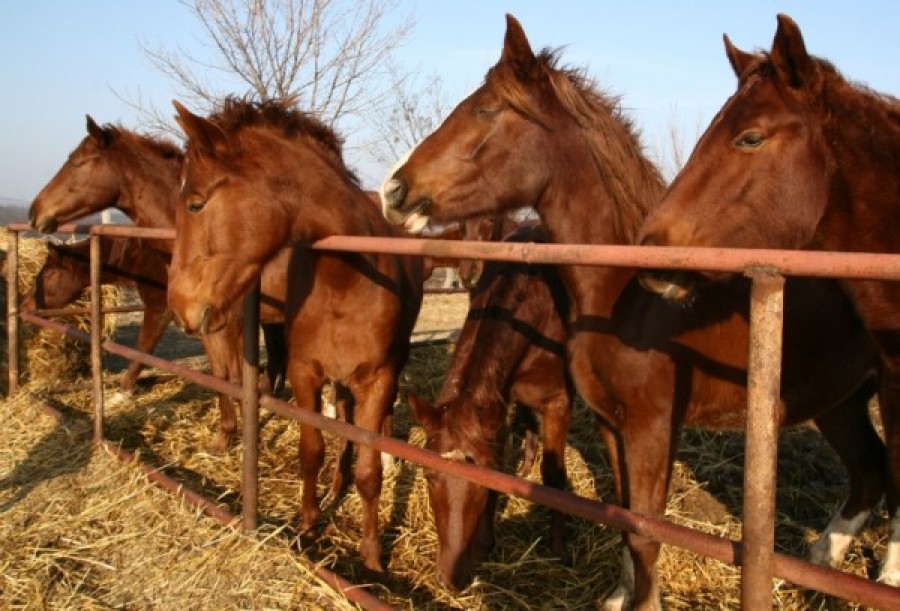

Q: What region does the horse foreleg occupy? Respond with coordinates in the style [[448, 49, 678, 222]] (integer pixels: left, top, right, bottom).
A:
[[261, 323, 287, 395], [348, 368, 395, 573], [291, 364, 326, 538], [540, 392, 571, 564], [877, 372, 900, 585], [201, 328, 242, 452], [810, 378, 885, 568], [598, 417, 668, 611], [328, 385, 354, 500], [119, 306, 173, 394]]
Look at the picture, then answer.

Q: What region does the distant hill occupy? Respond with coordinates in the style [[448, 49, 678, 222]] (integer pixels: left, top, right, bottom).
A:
[[0, 197, 131, 227], [0, 198, 28, 224]]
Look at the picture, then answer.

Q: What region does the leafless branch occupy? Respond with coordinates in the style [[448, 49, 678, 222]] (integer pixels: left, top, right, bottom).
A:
[[118, 0, 414, 134]]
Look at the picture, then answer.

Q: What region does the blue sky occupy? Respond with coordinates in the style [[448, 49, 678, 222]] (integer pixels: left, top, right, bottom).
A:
[[2, 1, 900, 202]]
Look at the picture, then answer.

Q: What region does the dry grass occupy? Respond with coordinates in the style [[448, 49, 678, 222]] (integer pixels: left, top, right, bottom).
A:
[[1, 231, 120, 392], [0, 255, 890, 609]]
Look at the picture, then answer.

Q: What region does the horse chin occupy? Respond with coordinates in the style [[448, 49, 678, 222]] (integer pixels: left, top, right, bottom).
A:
[[438, 548, 477, 592], [382, 193, 432, 232], [32, 214, 59, 234], [403, 211, 431, 234], [638, 270, 700, 303]]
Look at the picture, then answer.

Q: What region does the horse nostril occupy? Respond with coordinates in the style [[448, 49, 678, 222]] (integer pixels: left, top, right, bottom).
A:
[[639, 232, 661, 247], [383, 175, 408, 208], [199, 305, 212, 336]]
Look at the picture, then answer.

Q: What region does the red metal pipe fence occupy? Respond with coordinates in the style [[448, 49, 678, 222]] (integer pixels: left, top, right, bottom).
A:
[[6, 222, 900, 610]]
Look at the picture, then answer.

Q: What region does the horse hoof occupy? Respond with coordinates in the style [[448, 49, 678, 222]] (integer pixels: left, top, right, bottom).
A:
[[209, 432, 234, 454], [596, 584, 630, 611], [298, 506, 321, 538], [552, 542, 572, 567], [359, 539, 385, 574]]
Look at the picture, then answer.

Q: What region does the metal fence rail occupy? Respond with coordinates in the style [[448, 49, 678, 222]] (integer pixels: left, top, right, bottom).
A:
[[6, 222, 900, 610]]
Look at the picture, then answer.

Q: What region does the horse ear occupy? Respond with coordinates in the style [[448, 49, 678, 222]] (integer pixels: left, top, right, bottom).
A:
[[408, 394, 439, 432], [86, 114, 111, 148], [500, 14, 538, 77], [770, 13, 818, 89], [172, 99, 232, 159], [723, 34, 756, 78]]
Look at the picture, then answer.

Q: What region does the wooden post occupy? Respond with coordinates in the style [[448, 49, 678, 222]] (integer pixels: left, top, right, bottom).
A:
[[242, 280, 261, 532], [90, 233, 105, 444], [741, 269, 785, 609], [6, 229, 19, 395]]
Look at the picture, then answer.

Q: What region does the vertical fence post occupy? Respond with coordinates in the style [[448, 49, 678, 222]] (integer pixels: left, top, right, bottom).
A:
[[242, 280, 261, 533], [6, 229, 19, 395], [90, 232, 105, 444], [741, 269, 785, 609]]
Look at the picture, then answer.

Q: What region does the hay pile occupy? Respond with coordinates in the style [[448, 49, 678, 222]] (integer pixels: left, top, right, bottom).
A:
[[1, 230, 121, 392], [0, 390, 354, 609], [0, 289, 889, 609]]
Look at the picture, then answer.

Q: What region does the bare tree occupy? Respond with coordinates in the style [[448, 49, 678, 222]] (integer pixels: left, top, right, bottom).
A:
[[123, 0, 414, 134], [657, 104, 703, 182], [363, 62, 451, 167]]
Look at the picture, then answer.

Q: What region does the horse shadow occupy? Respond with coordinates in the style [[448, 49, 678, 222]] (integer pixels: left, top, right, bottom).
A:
[[0, 372, 240, 517], [0, 395, 93, 513]]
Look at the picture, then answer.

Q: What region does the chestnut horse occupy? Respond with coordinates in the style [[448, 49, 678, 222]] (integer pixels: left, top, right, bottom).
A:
[[167, 98, 424, 573], [27, 117, 287, 449], [409, 223, 572, 589], [22, 237, 171, 395], [638, 14, 900, 586], [381, 15, 886, 609]]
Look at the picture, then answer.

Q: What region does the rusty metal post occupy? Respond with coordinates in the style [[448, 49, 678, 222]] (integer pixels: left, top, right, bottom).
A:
[[6, 229, 19, 395], [242, 280, 261, 532], [741, 269, 785, 609], [90, 233, 105, 444]]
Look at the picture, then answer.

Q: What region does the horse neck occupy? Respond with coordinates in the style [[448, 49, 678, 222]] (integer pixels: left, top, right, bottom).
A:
[[534, 125, 665, 312], [818, 87, 900, 253], [435, 273, 537, 447], [111, 141, 181, 231]]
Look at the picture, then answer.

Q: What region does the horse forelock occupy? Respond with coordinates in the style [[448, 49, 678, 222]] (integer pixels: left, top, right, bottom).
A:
[[436, 393, 505, 464], [206, 96, 359, 184], [488, 47, 664, 243]]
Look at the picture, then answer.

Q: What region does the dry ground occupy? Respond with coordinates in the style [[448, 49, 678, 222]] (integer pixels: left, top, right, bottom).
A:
[[0, 253, 891, 609]]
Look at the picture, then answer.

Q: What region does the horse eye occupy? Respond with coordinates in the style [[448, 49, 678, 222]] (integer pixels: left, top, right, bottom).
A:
[[735, 131, 765, 148], [473, 107, 500, 119], [186, 198, 207, 213]]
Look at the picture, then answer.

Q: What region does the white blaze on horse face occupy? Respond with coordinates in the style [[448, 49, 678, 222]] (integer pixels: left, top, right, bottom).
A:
[[879, 508, 900, 586], [379, 141, 433, 234], [380, 146, 415, 212], [809, 503, 869, 567]]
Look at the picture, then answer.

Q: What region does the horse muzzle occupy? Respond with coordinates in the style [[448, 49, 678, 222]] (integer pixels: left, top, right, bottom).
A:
[[380, 175, 432, 232], [637, 270, 699, 302], [29, 209, 58, 234]]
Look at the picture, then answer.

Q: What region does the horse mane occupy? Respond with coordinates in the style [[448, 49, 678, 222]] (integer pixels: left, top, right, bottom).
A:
[[487, 48, 665, 243], [208, 97, 360, 184], [101, 123, 184, 162]]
